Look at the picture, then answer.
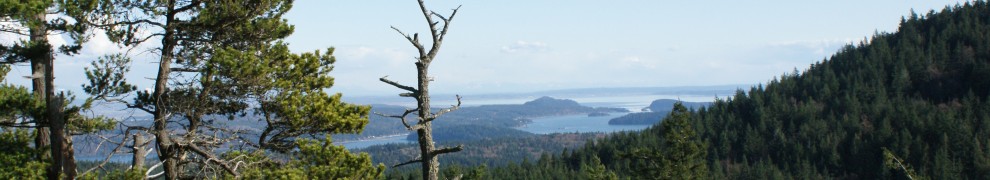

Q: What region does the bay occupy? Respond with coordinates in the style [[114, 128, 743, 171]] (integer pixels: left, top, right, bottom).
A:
[[514, 113, 650, 135]]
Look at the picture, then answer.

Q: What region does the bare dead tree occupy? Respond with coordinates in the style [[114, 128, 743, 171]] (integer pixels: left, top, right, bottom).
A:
[[379, 1, 463, 180], [77, 125, 153, 178]]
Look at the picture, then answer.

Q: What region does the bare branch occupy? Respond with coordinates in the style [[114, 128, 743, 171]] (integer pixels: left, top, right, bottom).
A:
[[374, 108, 418, 130], [408, 124, 426, 131], [416, 0, 439, 43], [430, 95, 461, 121], [390, 26, 426, 56], [432, 145, 463, 156], [183, 143, 240, 177], [393, 159, 423, 168], [80, 133, 132, 176], [173, 0, 203, 13], [98, 98, 154, 114], [380, 76, 419, 94], [431, 11, 447, 22], [170, 67, 200, 72], [0, 122, 39, 128], [146, 160, 166, 178], [91, 19, 166, 29], [436, 5, 462, 46]]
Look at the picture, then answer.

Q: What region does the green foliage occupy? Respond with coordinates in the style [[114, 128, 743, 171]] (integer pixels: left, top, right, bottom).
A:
[[78, 167, 146, 180], [465, 165, 487, 180], [0, 129, 48, 180], [626, 102, 707, 180], [0, 64, 8, 79], [82, 54, 135, 99], [883, 148, 926, 180], [582, 155, 618, 180], [239, 137, 385, 180], [208, 43, 373, 152], [0, 83, 44, 124]]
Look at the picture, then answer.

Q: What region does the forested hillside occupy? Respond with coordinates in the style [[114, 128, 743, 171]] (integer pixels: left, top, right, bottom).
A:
[[447, 2, 990, 179]]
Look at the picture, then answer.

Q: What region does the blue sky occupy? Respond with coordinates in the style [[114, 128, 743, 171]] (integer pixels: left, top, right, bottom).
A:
[[2, 0, 971, 97]]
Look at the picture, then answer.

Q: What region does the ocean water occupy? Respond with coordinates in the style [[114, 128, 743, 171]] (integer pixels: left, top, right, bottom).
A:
[[336, 112, 654, 149], [514, 113, 650, 135], [334, 94, 715, 149]]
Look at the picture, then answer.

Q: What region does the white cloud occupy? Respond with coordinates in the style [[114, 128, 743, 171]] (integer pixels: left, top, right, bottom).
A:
[[501, 40, 549, 54]]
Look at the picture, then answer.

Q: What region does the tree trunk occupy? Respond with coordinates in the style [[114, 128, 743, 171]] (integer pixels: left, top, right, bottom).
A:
[[132, 134, 146, 170], [153, 1, 179, 178], [62, 133, 76, 179], [46, 95, 67, 179], [388, 2, 461, 179], [153, 32, 178, 180], [415, 62, 440, 180], [27, 11, 63, 180]]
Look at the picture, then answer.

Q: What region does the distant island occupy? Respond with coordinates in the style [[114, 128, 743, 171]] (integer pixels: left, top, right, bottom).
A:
[[608, 99, 710, 125], [336, 96, 628, 142], [587, 112, 610, 117]]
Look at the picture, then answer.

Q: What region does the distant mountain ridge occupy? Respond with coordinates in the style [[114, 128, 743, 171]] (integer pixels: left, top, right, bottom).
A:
[[344, 85, 743, 105]]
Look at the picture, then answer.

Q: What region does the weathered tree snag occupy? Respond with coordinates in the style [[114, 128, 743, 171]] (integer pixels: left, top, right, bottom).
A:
[[46, 94, 69, 179], [379, 1, 463, 180], [132, 134, 146, 170]]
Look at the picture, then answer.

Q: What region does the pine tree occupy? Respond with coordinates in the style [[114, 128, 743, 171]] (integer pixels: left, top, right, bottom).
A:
[[83, 0, 379, 178], [628, 102, 707, 180], [0, 1, 113, 178], [582, 155, 618, 180]]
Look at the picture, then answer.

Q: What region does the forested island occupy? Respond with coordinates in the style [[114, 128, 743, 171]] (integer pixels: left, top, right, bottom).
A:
[[332, 96, 626, 142], [608, 99, 710, 125]]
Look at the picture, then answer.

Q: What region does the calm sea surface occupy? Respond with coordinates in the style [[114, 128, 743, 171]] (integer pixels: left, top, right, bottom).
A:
[[336, 94, 723, 149]]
